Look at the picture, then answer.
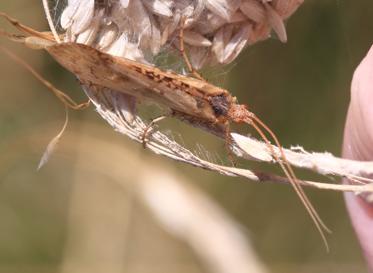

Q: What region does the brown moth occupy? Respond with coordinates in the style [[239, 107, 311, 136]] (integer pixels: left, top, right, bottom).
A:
[[0, 12, 330, 249]]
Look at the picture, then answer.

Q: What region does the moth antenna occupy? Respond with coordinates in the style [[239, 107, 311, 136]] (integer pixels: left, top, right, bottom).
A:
[[245, 114, 330, 251], [252, 115, 331, 231]]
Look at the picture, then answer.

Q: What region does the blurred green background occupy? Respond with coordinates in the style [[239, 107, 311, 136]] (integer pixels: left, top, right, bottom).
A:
[[0, 1, 372, 272]]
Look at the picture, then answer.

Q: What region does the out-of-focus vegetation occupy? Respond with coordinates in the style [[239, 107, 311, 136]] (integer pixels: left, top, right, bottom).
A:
[[0, 1, 372, 272]]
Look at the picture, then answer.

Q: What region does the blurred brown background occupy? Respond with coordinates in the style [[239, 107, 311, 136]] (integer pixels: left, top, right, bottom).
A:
[[0, 1, 372, 272]]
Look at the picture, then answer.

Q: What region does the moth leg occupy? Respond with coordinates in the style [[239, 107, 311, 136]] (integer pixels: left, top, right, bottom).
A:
[[222, 121, 237, 166], [1, 46, 89, 110], [0, 12, 55, 41], [178, 17, 205, 81], [141, 115, 167, 149]]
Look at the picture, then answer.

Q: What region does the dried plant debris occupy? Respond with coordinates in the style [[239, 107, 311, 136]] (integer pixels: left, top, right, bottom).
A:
[[57, 0, 303, 69], [38, 108, 69, 170]]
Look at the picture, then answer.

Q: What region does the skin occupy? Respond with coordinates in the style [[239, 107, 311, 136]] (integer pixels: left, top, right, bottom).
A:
[[343, 45, 373, 272]]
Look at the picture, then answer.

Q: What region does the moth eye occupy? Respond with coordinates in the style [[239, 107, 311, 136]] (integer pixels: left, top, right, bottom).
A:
[[210, 95, 229, 116]]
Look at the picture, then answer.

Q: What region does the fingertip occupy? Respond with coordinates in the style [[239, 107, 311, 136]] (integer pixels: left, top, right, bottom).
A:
[[343, 44, 373, 272]]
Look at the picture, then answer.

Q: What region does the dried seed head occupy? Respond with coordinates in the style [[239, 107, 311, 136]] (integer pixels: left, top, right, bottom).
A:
[[59, 0, 303, 67]]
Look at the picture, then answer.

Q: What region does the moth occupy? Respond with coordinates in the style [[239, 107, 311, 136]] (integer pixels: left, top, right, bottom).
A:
[[0, 12, 330, 248]]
